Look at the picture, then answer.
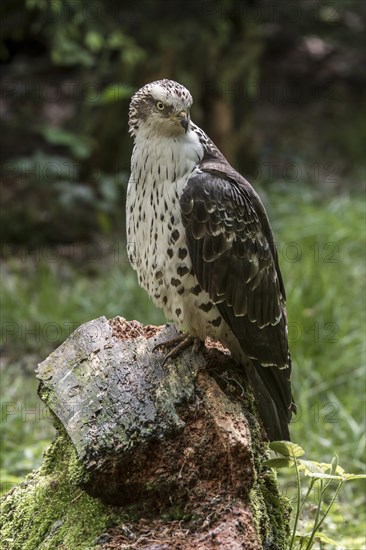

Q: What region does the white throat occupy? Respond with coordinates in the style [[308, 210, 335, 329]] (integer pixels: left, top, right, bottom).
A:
[[131, 126, 204, 185]]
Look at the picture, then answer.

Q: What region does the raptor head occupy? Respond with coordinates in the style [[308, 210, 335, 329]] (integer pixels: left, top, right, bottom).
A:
[[129, 79, 192, 137]]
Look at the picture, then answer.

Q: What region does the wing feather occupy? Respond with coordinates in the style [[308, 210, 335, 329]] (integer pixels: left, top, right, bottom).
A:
[[180, 165, 295, 439], [181, 169, 286, 339]]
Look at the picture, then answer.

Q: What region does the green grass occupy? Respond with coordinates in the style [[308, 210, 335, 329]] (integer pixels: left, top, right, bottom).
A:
[[267, 186, 365, 474], [266, 185, 366, 547], [1, 185, 365, 546], [1, 257, 165, 359]]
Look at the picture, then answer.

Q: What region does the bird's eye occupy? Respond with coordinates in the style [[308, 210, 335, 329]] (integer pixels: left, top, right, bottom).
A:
[[156, 101, 165, 111]]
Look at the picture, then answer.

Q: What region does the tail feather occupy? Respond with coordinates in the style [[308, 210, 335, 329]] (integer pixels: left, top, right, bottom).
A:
[[247, 360, 295, 441]]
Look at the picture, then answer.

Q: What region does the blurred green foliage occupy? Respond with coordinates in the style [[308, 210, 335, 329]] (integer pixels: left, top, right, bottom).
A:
[[2, 152, 128, 244], [1, 0, 365, 245], [265, 442, 366, 549], [2, 0, 365, 172]]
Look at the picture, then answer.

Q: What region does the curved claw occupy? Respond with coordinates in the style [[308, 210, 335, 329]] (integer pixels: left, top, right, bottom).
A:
[[153, 332, 202, 365]]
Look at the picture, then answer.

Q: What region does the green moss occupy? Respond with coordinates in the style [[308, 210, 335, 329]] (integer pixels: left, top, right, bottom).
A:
[[248, 425, 291, 549], [256, 468, 291, 549], [0, 433, 116, 549]]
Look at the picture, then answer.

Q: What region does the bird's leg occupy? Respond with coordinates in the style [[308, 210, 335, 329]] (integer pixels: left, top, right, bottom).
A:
[[153, 332, 202, 366]]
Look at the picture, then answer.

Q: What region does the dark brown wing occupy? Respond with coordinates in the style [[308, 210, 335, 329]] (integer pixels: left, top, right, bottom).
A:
[[180, 164, 295, 439], [181, 167, 289, 366]]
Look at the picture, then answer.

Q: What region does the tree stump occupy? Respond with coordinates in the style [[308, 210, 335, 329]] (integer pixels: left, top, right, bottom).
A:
[[0, 316, 290, 549]]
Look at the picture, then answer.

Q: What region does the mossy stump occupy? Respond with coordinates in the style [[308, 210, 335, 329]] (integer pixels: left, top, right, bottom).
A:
[[0, 316, 290, 549]]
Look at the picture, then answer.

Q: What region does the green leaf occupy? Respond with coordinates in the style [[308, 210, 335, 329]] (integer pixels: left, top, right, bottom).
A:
[[39, 127, 94, 159], [306, 472, 343, 480], [263, 457, 294, 469], [298, 459, 324, 475], [317, 461, 346, 476], [269, 441, 305, 458], [85, 31, 104, 52], [50, 29, 95, 67], [309, 532, 338, 545], [108, 30, 127, 49], [97, 83, 135, 104], [344, 473, 366, 480], [294, 533, 310, 543], [330, 454, 339, 476], [295, 531, 338, 545]]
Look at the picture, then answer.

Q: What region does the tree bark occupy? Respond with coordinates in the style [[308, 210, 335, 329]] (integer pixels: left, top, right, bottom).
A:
[[1, 316, 290, 549]]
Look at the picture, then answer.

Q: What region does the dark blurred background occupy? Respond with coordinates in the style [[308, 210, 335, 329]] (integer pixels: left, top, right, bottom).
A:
[[1, 1, 365, 545], [1, 0, 364, 244]]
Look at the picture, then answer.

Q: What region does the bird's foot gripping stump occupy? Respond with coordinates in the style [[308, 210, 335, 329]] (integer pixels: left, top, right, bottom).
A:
[[0, 316, 291, 549]]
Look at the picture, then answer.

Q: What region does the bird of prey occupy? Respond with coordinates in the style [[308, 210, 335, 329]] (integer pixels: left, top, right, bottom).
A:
[[127, 79, 295, 441]]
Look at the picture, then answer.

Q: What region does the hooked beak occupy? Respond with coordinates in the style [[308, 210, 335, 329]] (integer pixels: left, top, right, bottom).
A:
[[171, 111, 189, 133]]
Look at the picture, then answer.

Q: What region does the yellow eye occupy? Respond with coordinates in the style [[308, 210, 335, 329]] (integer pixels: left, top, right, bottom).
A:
[[156, 101, 165, 110]]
